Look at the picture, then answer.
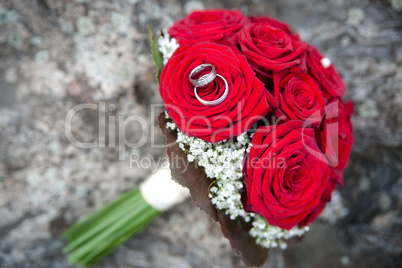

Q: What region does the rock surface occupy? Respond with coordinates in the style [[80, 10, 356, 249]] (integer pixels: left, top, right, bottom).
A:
[[0, 0, 401, 267]]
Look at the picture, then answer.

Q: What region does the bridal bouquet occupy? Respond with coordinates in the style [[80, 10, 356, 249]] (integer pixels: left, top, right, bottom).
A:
[[64, 9, 354, 267]]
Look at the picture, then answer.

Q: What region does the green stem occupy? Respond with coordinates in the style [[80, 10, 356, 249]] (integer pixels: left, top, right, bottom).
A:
[[78, 205, 159, 266], [64, 190, 142, 253], [63, 187, 161, 267], [63, 187, 140, 239], [68, 198, 148, 261]]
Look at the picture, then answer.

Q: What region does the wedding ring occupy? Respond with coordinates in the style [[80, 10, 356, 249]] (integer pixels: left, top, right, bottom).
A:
[[194, 74, 229, 106], [189, 63, 217, 87]]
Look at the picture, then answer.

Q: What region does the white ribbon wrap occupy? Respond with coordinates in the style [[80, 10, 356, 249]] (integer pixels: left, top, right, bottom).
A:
[[139, 167, 190, 211]]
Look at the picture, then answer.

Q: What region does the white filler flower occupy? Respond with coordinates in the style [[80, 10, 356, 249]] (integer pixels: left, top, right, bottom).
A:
[[166, 114, 309, 249]]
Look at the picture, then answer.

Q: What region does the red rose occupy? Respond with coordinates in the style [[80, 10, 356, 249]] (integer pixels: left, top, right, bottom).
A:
[[299, 179, 336, 227], [233, 19, 306, 77], [168, 10, 248, 45], [317, 98, 354, 186], [249, 15, 293, 35], [306, 45, 345, 98], [159, 42, 278, 143], [242, 121, 331, 230], [273, 71, 325, 126]]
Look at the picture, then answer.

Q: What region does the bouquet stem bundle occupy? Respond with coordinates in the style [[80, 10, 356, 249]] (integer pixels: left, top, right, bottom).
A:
[[63, 188, 160, 266]]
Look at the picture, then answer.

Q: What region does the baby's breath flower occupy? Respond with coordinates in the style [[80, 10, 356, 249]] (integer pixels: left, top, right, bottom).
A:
[[165, 99, 309, 248], [249, 215, 309, 248], [158, 31, 179, 65]]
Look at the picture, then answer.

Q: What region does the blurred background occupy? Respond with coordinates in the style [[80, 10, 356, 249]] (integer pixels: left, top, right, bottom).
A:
[[0, 0, 401, 267]]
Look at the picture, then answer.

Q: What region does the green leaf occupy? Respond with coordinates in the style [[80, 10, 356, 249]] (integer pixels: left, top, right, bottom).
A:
[[148, 24, 164, 83]]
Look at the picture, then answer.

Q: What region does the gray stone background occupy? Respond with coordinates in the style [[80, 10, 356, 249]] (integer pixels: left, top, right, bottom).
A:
[[0, 0, 401, 267]]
